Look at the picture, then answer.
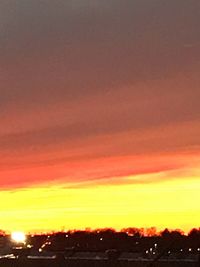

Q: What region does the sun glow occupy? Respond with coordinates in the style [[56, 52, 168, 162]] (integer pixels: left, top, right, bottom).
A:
[[11, 231, 26, 243]]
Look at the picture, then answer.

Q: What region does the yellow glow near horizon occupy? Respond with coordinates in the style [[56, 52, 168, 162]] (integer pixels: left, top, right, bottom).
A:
[[1, 172, 200, 234], [11, 231, 26, 243]]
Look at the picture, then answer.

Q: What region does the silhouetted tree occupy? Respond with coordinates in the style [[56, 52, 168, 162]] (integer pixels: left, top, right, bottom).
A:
[[160, 228, 171, 238], [121, 227, 144, 237], [188, 228, 200, 239]]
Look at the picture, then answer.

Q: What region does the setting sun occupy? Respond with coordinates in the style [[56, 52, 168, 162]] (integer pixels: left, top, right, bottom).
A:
[[11, 231, 26, 243]]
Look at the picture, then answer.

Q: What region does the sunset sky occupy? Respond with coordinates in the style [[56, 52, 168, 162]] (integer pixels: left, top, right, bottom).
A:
[[0, 0, 200, 233]]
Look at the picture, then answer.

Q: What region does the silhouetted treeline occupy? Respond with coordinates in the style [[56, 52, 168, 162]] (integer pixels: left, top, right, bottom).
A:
[[1, 227, 199, 254], [13, 227, 199, 255]]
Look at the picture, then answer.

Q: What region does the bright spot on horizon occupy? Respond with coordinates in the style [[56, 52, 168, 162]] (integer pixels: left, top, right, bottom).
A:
[[11, 231, 26, 243]]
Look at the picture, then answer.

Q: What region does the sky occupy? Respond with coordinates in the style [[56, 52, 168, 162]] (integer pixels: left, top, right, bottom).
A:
[[0, 0, 200, 233]]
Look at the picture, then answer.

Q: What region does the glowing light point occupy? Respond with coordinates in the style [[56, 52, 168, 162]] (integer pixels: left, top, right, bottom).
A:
[[11, 231, 26, 243]]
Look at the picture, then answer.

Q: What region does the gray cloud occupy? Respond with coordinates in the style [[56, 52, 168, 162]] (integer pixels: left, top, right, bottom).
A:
[[0, 0, 200, 182]]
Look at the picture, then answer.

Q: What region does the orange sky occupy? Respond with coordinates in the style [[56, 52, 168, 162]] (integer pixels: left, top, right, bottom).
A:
[[1, 149, 200, 233], [0, 0, 200, 233], [1, 166, 200, 233]]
